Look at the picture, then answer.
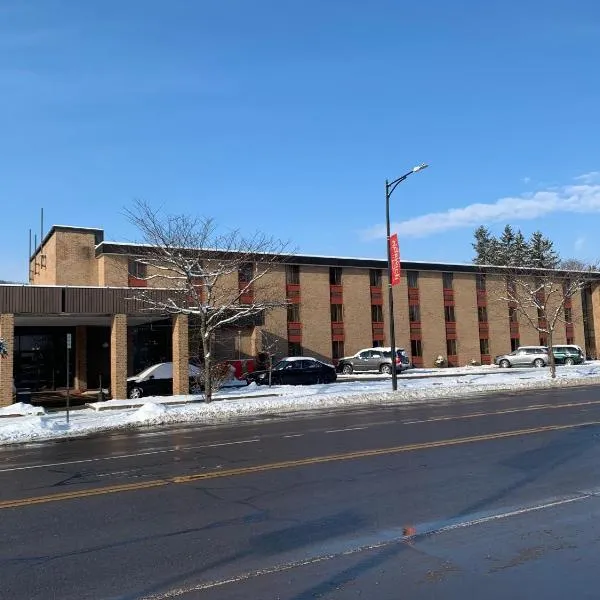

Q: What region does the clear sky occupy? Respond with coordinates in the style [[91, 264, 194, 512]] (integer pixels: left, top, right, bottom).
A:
[[2, 0, 600, 281]]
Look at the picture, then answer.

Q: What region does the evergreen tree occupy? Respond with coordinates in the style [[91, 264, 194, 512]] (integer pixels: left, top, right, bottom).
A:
[[511, 230, 529, 266], [499, 225, 516, 265], [528, 231, 560, 269], [472, 226, 494, 264]]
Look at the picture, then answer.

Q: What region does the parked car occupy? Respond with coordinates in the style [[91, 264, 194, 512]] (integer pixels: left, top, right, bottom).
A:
[[125, 361, 245, 399], [552, 345, 585, 365], [247, 357, 337, 386], [336, 347, 411, 375], [494, 346, 549, 368]]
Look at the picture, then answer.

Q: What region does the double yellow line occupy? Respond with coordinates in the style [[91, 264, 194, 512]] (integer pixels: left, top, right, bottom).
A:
[[2, 419, 599, 511]]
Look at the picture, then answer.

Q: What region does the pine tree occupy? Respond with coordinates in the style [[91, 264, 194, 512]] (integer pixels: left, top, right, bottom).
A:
[[511, 230, 529, 266], [472, 226, 494, 264], [498, 225, 516, 265], [528, 231, 560, 269]]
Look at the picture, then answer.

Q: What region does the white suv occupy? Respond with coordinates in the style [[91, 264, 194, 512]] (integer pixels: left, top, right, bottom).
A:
[[494, 346, 549, 368]]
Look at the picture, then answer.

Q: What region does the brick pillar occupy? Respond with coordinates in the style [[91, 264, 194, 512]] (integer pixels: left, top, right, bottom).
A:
[[110, 314, 128, 400], [172, 314, 189, 395], [0, 314, 15, 407], [74, 326, 87, 392]]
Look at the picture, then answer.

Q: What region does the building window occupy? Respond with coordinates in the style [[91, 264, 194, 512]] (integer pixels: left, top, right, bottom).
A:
[[480, 338, 490, 355], [330, 304, 343, 322], [372, 340, 383, 348], [537, 307, 544, 319], [239, 262, 253, 283], [539, 335, 548, 346], [285, 265, 300, 285], [476, 274, 486, 291], [442, 272, 453, 290], [332, 340, 345, 360], [409, 304, 420, 322], [509, 307, 518, 323], [444, 305, 456, 322], [566, 337, 574, 345], [288, 342, 302, 356], [371, 305, 384, 322], [446, 339, 457, 356], [478, 306, 488, 322], [564, 307, 572, 322], [329, 267, 342, 285], [287, 303, 300, 323], [370, 269, 382, 287], [128, 259, 147, 279], [511, 337, 520, 351], [411, 339, 423, 357], [407, 271, 419, 288]]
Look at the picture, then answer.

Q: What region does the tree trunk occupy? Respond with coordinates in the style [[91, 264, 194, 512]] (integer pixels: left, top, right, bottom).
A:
[[547, 331, 556, 379], [268, 354, 272, 388]]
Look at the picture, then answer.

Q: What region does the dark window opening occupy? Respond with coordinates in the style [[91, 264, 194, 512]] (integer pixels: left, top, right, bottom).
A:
[[407, 271, 419, 288], [442, 272, 454, 290], [369, 269, 382, 287], [287, 342, 302, 357], [480, 338, 490, 355], [511, 337, 520, 351], [478, 306, 488, 322], [371, 305, 384, 322], [332, 340, 345, 360], [330, 304, 343, 322], [446, 339, 457, 356], [444, 305, 456, 322], [409, 304, 420, 322], [128, 259, 147, 279], [285, 265, 300, 285], [287, 303, 300, 323], [476, 274, 486, 291], [329, 267, 342, 285], [411, 339, 423, 357]]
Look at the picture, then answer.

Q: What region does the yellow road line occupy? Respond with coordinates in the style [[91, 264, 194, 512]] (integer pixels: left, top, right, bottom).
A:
[[2, 418, 600, 511], [405, 399, 600, 424]]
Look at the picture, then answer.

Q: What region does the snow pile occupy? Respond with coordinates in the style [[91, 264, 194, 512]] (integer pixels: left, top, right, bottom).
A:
[[124, 402, 168, 424], [0, 402, 46, 417], [1, 362, 600, 446]]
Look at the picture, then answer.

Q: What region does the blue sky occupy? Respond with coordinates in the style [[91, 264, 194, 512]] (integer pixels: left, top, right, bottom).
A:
[[2, 0, 600, 281]]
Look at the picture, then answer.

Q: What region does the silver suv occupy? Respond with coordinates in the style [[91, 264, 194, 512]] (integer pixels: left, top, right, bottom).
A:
[[336, 347, 411, 375], [494, 346, 549, 368]]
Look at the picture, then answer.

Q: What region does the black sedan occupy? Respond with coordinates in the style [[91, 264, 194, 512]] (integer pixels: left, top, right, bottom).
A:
[[247, 357, 337, 386]]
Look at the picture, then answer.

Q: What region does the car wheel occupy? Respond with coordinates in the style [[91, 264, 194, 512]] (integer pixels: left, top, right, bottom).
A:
[[341, 364, 353, 375], [565, 357, 575, 366], [380, 364, 392, 375], [533, 358, 545, 368], [499, 359, 511, 368], [128, 387, 143, 399]]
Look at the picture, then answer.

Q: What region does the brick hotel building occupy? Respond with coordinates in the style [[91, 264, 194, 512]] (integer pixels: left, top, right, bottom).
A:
[[0, 224, 599, 406]]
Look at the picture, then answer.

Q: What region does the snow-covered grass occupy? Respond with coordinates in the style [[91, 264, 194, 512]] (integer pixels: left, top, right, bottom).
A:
[[1, 362, 600, 446]]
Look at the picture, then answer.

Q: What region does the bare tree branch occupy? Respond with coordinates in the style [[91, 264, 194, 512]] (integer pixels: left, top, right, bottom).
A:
[[125, 200, 293, 400]]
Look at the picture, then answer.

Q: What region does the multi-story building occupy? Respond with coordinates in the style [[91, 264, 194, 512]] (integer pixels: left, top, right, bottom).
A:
[[0, 224, 599, 406]]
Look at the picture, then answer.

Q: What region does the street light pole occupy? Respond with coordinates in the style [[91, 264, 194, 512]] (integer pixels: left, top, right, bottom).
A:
[[385, 163, 428, 391]]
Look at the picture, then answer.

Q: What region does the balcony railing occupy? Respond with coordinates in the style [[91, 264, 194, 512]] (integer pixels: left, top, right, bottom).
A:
[[330, 285, 343, 304], [286, 283, 301, 303], [370, 286, 383, 305], [287, 322, 302, 343], [331, 321, 345, 340]]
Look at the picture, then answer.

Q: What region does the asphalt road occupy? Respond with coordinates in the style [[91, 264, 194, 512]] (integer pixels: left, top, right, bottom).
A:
[[2, 385, 600, 599]]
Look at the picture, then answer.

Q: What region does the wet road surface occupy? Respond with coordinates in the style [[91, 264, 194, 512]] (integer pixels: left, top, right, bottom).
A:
[[2, 385, 600, 598]]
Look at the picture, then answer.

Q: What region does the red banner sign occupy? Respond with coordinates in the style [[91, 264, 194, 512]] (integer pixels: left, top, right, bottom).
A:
[[389, 233, 401, 286]]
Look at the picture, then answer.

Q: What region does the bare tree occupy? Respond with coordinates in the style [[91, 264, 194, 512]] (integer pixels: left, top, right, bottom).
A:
[[125, 200, 291, 401], [493, 264, 597, 378]]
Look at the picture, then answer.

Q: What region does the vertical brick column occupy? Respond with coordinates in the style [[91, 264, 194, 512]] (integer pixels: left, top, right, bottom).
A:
[[172, 314, 189, 395], [74, 326, 87, 392], [0, 314, 15, 407], [110, 314, 128, 400]]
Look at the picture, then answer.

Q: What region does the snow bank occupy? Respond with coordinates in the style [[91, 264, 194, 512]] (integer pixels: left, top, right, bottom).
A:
[[1, 363, 600, 446], [0, 402, 46, 417]]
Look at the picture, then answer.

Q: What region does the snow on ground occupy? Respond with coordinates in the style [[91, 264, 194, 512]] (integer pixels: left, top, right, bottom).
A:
[[2, 363, 600, 446]]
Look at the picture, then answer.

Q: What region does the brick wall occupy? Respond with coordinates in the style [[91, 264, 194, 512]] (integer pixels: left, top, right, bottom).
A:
[[172, 314, 189, 395], [260, 264, 288, 359], [343, 268, 372, 355], [300, 266, 332, 361], [454, 273, 481, 364], [0, 314, 14, 407], [110, 314, 128, 399], [55, 231, 99, 286], [419, 272, 446, 366], [99, 255, 129, 287], [30, 234, 57, 285], [486, 275, 511, 358]]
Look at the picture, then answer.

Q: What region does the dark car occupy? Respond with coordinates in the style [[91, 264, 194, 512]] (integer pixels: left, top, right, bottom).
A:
[[336, 347, 411, 375], [247, 357, 337, 386], [552, 345, 585, 365]]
